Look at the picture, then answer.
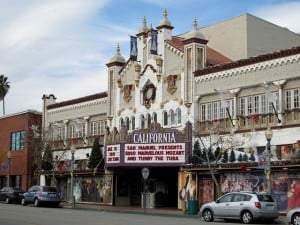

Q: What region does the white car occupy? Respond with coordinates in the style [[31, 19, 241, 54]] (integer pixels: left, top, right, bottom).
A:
[[199, 191, 278, 224], [287, 207, 300, 225]]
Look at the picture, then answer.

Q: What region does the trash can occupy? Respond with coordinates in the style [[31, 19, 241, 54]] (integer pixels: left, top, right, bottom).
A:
[[187, 200, 198, 215]]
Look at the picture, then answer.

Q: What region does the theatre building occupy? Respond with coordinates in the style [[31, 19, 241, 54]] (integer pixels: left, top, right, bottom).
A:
[[42, 10, 300, 212]]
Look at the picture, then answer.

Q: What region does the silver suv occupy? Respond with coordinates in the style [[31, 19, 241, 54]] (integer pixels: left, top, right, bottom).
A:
[[21, 185, 60, 207], [199, 191, 278, 224]]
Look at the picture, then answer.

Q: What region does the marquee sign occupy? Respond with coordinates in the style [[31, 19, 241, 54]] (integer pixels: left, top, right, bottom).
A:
[[105, 122, 192, 167]]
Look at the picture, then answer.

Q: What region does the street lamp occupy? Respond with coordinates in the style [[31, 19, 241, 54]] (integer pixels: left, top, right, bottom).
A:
[[70, 146, 76, 208], [141, 168, 150, 212], [7, 151, 11, 187], [264, 126, 273, 193]]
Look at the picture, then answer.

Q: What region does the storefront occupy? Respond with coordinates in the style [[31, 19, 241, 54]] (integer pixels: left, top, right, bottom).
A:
[[105, 121, 193, 208]]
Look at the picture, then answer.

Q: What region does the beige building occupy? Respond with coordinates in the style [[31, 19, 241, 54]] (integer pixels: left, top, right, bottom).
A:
[[42, 10, 300, 211]]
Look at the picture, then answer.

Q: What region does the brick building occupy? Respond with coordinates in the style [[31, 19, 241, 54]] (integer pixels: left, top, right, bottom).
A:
[[0, 110, 42, 191]]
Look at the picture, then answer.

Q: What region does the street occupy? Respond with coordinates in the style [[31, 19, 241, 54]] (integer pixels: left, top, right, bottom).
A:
[[0, 203, 286, 225]]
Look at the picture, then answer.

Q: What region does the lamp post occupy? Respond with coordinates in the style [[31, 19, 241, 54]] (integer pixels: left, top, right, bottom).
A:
[[141, 168, 150, 212], [70, 146, 76, 208], [7, 151, 11, 187], [265, 126, 273, 193]]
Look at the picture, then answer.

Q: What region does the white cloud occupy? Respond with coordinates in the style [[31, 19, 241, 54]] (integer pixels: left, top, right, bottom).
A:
[[254, 1, 300, 33]]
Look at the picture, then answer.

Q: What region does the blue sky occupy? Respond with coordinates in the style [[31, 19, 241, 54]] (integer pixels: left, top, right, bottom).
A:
[[0, 0, 300, 115]]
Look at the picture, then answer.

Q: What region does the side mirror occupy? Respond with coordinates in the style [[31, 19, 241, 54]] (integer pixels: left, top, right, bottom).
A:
[[216, 199, 220, 203]]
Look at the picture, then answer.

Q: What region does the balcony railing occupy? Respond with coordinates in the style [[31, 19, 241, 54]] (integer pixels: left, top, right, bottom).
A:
[[50, 135, 104, 150], [197, 110, 300, 135]]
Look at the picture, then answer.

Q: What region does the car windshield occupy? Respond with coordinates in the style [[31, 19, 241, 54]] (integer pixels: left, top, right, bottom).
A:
[[12, 188, 23, 191], [43, 187, 57, 192], [257, 194, 274, 202]]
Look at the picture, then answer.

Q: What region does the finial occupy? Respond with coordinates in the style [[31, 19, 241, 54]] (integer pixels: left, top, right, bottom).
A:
[[116, 43, 121, 55], [193, 17, 198, 30]]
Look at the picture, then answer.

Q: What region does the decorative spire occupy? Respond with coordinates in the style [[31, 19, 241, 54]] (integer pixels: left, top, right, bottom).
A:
[[109, 43, 125, 63], [185, 16, 205, 40], [139, 16, 148, 33], [193, 17, 198, 31], [159, 8, 172, 27]]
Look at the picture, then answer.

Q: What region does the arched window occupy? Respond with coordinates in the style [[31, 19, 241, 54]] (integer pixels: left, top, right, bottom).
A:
[[131, 116, 135, 130], [147, 113, 151, 128], [177, 108, 182, 124], [125, 117, 130, 130], [140, 114, 145, 129], [119, 118, 124, 129], [152, 112, 157, 123], [170, 109, 175, 125], [163, 111, 168, 126]]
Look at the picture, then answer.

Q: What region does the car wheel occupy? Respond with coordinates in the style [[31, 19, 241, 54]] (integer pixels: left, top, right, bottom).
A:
[[203, 209, 213, 222], [34, 198, 40, 207], [21, 198, 26, 206], [241, 211, 253, 224], [292, 213, 300, 225], [5, 197, 10, 204]]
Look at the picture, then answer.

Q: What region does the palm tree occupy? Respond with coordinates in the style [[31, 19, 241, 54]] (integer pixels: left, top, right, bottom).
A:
[[0, 74, 10, 115]]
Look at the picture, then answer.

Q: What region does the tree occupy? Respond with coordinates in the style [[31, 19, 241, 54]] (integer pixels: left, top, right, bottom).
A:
[[0, 74, 10, 115], [249, 152, 256, 161], [41, 145, 53, 171], [190, 140, 202, 164], [222, 151, 229, 163], [88, 137, 104, 169], [242, 154, 249, 162], [238, 153, 243, 162], [229, 149, 236, 162]]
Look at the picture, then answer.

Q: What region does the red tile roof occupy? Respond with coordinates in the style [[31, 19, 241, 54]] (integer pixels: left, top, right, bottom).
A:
[[166, 36, 232, 66], [195, 46, 300, 76], [47, 92, 107, 109]]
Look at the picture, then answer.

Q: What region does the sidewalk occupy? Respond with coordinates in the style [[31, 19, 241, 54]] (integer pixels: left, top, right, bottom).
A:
[[60, 201, 287, 222], [60, 201, 196, 218]]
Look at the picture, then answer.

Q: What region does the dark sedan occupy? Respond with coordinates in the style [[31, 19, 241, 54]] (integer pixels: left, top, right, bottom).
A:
[[0, 187, 25, 204]]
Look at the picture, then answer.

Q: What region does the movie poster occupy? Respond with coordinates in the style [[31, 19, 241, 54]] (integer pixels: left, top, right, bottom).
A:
[[67, 175, 113, 205]]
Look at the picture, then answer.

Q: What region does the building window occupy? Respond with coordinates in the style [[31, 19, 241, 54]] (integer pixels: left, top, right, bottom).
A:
[[125, 117, 130, 130], [286, 89, 299, 110], [152, 112, 157, 123], [89, 120, 106, 136], [131, 116, 135, 130], [196, 47, 204, 70], [140, 115, 145, 129], [177, 108, 181, 124], [254, 95, 259, 114], [170, 110, 175, 125], [163, 111, 168, 126], [146, 114, 151, 128], [11, 131, 25, 151]]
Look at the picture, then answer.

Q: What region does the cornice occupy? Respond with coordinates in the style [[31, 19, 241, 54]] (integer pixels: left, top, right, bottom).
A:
[[48, 98, 107, 115], [195, 52, 300, 83]]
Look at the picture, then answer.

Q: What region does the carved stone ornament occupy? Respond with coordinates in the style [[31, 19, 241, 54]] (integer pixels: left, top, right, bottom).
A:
[[123, 84, 133, 102], [166, 75, 177, 94], [143, 83, 156, 109]]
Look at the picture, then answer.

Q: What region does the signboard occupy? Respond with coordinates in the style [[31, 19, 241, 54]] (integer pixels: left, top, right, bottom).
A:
[[105, 122, 192, 167], [106, 145, 120, 163], [124, 143, 185, 163]]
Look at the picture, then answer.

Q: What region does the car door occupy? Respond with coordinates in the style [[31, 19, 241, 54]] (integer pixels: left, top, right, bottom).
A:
[[0, 187, 7, 201], [213, 193, 233, 217], [229, 193, 246, 218], [26, 186, 37, 203]]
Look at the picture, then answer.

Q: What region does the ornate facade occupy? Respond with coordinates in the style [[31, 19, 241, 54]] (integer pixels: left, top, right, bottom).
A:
[[41, 10, 300, 212]]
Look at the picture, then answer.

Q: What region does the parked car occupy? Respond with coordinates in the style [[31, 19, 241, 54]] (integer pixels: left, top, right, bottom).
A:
[[287, 207, 300, 225], [199, 191, 278, 224], [21, 185, 60, 207], [0, 187, 24, 204]]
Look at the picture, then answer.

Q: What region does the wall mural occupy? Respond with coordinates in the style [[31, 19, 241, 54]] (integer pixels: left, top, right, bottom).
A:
[[221, 172, 300, 211], [178, 172, 197, 209], [63, 175, 113, 205]]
